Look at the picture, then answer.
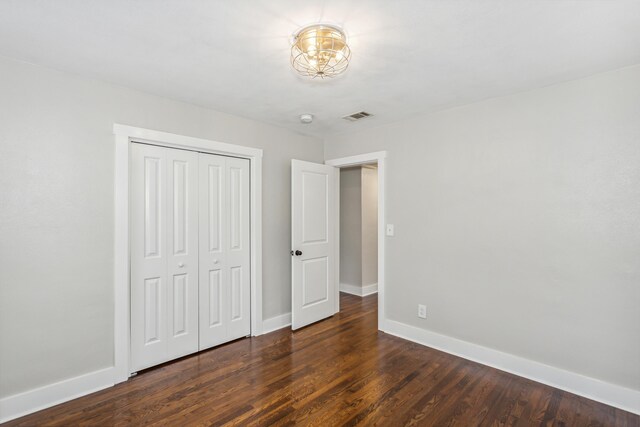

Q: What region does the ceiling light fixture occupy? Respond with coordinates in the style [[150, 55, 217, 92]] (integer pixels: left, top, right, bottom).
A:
[[291, 23, 351, 79]]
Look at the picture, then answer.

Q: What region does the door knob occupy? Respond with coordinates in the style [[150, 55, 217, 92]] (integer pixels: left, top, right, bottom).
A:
[[213, 259, 219, 264], [178, 262, 185, 268], [295, 250, 302, 256]]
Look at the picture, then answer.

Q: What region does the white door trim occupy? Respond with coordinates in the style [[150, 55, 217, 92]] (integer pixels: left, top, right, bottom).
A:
[[325, 151, 387, 330], [113, 124, 263, 383]]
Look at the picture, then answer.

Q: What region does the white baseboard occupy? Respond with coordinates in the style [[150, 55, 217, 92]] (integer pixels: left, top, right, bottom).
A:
[[1, 311, 295, 422], [340, 282, 378, 297], [262, 312, 291, 334], [383, 319, 640, 415], [0, 367, 115, 423], [5, 319, 636, 423]]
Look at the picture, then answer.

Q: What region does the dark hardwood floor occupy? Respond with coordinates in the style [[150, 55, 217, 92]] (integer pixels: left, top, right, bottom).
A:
[[4, 293, 638, 426]]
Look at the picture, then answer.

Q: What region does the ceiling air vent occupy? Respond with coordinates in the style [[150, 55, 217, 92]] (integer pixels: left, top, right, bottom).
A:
[[342, 111, 373, 122]]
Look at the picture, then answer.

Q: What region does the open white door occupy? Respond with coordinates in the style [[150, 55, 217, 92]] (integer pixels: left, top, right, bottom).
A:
[[291, 159, 337, 330]]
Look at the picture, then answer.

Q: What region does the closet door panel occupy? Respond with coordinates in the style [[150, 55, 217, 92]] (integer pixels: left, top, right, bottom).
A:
[[226, 157, 251, 340], [132, 144, 252, 367], [130, 143, 169, 371], [198, 154, 228, 349], [166, 149, 199, 359]]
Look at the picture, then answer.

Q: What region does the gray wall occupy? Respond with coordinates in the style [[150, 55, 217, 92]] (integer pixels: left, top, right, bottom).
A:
[[339, 167, 362, 287], [0, 56, 323, 398], [324, 65, 640, 391], [361, 166, 378, 287]]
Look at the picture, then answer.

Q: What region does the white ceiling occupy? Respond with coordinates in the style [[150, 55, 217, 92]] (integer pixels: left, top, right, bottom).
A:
[[1, 1, 639, 137]]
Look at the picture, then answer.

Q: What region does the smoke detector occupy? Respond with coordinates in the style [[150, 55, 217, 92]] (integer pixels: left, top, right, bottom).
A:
[[300, 114, 313, 124]]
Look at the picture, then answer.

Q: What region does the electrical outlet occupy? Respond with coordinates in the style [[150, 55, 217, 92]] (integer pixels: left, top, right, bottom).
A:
[[418, 304, 427, 319]]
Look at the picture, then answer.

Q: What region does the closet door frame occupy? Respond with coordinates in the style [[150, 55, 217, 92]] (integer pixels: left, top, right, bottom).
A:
[[113, 124, 263, 381]]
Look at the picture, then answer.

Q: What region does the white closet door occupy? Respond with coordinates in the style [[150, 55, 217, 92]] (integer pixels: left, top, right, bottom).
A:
[[131, 143, 167, 371], [198, 153, 226, 348], [166, 148, 199, 359], [225, 156, 251, 340], [130, 143, 199, 371], [199, 154, 250, 349]]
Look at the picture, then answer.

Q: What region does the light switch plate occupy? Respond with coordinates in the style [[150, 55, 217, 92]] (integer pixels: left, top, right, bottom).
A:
[[386, 224, 394, 236]]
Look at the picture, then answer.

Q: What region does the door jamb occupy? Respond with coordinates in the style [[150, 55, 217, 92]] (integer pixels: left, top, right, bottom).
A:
[[325, 151, 387, 331], [113, 124, 263, 382]]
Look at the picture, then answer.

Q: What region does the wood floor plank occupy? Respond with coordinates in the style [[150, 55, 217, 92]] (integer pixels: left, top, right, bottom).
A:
[[3, 293, 638, 427]]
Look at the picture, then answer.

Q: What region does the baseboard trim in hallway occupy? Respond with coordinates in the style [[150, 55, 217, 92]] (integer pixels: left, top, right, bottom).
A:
[[340, 282, 378, 297]]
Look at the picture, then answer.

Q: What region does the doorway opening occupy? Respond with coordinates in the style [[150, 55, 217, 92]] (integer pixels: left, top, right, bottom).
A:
[[325, 151, 387, 330], [339, 164, 378, 301]]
